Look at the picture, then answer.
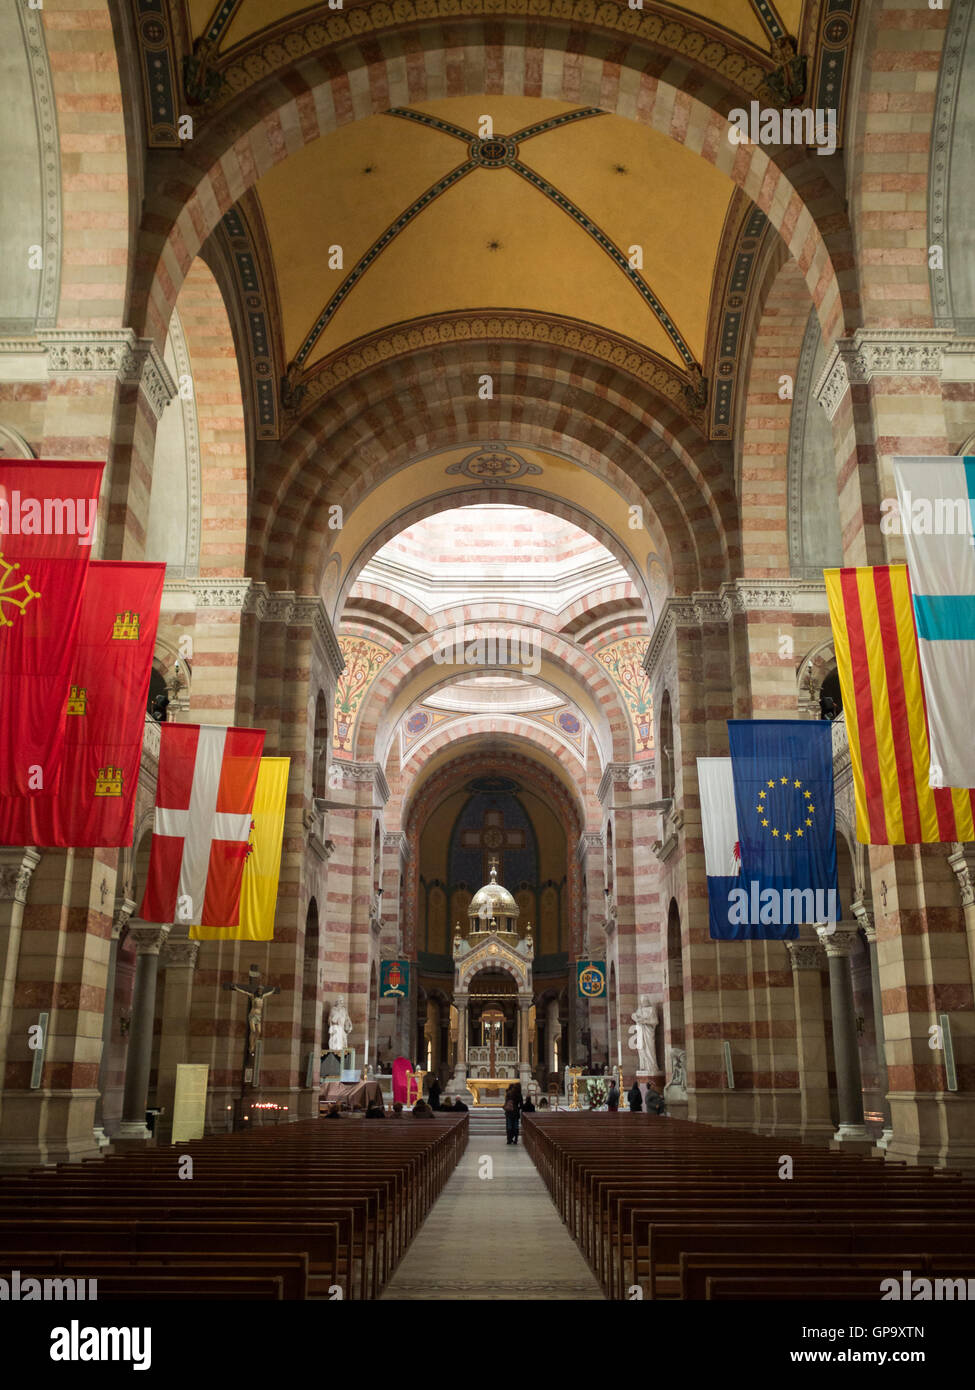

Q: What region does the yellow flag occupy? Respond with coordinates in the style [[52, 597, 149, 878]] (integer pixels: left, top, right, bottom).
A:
[[190, 757, 290, 941]]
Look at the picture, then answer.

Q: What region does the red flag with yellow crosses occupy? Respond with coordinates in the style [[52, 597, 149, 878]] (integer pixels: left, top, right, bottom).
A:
[[0, 461, 103, 797]]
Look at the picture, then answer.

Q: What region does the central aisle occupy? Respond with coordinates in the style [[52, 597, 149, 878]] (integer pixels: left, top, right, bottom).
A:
[[381, 1129, 605, 1300]]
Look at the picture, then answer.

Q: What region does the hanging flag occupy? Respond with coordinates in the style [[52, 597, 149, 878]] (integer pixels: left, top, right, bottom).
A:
[[893, 455, 975, 789], [189, 756, 289, 941], [727, 720, 840, 937], [576, 960, 606, 997], [141, 724, 265, 928], [825, 564, 975, 843], [0, 460, 102, 796], [381, 960, 411, 997], [0, 560, 164, 847], [698, 757, 754, 940]]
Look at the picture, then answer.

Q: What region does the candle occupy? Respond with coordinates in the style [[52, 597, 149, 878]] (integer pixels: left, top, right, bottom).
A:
[[364, 1039, 369, 1066], [617, 1038, 622, 1066]]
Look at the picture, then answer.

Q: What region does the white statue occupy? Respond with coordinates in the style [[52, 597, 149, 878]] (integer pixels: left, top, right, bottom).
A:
[[328, 996, 353, 1053], [630, 995, 659, 1073]]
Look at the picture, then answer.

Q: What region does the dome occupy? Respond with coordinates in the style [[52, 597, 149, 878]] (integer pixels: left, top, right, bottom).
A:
[[469, 863, 520, 921]]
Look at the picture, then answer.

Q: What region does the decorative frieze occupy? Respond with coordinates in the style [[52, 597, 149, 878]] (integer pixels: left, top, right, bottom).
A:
[[786, 941, 827, 972], [165, 578, 252, 610], [38, 330, 177, 419], [575, 831, 603, 863], [597, 763, 632, 806], [814, 330, 975, 421], [341, 762, 391, 804]]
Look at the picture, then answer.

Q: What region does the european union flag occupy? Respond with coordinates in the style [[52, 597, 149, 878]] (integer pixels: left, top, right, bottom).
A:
[[727, 720, 840, 939]]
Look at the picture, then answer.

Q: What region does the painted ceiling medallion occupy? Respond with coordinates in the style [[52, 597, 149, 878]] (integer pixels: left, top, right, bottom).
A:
[[446, 446, 543, 485], [470, 135, 519, 168]]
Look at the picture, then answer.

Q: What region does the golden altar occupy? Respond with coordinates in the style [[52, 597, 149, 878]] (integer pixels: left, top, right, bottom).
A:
[[465, 1078, 515, 1106]]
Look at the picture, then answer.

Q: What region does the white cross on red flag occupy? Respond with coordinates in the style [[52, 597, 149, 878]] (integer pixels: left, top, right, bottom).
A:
[[140, 724, 265, 928]]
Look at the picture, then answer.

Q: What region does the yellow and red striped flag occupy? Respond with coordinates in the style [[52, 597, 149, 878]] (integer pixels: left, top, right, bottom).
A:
[[824, 565, 975, 844]]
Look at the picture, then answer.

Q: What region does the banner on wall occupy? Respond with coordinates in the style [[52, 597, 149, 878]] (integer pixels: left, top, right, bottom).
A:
[[577, 960, 606, 998], [381, 960, 410, 997]]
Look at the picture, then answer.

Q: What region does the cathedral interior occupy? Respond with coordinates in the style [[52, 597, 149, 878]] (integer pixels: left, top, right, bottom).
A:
[[1, 0, 975, 1329]]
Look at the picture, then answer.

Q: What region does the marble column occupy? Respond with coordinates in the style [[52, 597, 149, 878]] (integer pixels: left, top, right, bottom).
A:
[[851, 899, 893, 1148], [518, 997, 531, 1091], [546, 996, 560, 1076], [816, 926, 871, 1146], [785, 938, 835, 1144], [93, 896, 136, 1147], [117, 923, 171, 1142], [0, 848, 42, 1132], [451, 994, 469, 1092], [153, 936, 200, 1145]]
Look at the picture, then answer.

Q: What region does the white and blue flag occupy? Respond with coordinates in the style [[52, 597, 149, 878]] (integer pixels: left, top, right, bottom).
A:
[[893, 456, 975, 789], [698, 757, 745, 940]]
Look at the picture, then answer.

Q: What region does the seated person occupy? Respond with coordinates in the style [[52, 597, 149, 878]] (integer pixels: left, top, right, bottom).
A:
[[521, 1095, 536, 1113], [412, 1099, 434, 1118], [364, 1100, 386, 1119], [440, 1096, 455, 1111], [324, 1101, 342, 1119], [390, 1102, 404, 1118], [451, 1095, 469, 1112], [538, 1097, 549, 1109]]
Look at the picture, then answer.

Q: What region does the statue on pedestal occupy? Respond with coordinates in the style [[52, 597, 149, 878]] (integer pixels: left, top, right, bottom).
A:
[[328, 996, 353, 1053], [630, 995, 659, 1074]]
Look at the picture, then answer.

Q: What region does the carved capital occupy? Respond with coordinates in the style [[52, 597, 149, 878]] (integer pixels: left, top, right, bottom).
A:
[[850, 898, 876, 942], [38, 330, 177, 419], [947, 842, 975, 909], [161, 939, 200, 969], [816, 926, 858, 959], [111, 896, 137, 941], [0, 848, 41, 905], [786, 940, 826, 972], [128, 923, 172, 956], [575, 831, 603, 863], [814, 331, 975, 422]]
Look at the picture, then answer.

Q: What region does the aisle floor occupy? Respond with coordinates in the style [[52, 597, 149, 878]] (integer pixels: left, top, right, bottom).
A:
[[381, 1131, 605, 1300]]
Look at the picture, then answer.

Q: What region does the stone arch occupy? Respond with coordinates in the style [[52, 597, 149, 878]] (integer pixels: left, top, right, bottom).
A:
[[400, 715, 588, 782], [354, 625, 635, 768]]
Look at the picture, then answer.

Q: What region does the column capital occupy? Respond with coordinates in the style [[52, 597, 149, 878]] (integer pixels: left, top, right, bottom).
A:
[[575, 831, 603, 863], [128, 923, 172, 956], [111, 896, 137, 941], [37, 329, 177, 420], [947, 842, 975, 908], [0, 847, 41, 905], [786, 940, 827, 972], [849, 897, 876, 942], [161, 939, 200, 970], [814, 329, 975, 422], [816, 926, 859, 958]]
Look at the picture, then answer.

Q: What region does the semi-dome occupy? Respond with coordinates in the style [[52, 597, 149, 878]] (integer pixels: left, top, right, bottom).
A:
[[469, 863, 520, 921]]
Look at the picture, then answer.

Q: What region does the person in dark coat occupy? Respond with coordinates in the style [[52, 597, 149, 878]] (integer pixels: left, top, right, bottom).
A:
[[606, 1079, 619, 1112], [521, 1095, 536, 1113], [427, 1077, 442, 1111], [503, 1082, 523, 1144], [644, 1083, 666, 1115], [627, 1081, 644, 1112]]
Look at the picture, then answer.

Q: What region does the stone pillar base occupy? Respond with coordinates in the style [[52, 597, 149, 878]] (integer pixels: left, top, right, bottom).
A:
[[114, 1121, 153, 1143], [829, 1123, 874, 1154]]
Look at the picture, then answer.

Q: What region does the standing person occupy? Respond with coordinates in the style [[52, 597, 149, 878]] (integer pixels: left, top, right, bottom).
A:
[[606, 1077, 619, 1112], [427, 1075, 442, 1111], [627, 1080, 644, 1112], [645, 1082, 666, 1115], [503, 1082, 523, 1144]]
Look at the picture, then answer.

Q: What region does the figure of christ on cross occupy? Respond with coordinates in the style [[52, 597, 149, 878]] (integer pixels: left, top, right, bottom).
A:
[[459, 810, 525, 883], [222, 970, 280, 1057]]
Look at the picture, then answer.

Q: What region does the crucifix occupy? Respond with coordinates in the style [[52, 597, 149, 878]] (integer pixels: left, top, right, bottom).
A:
[[222, 966, 280, 1096]]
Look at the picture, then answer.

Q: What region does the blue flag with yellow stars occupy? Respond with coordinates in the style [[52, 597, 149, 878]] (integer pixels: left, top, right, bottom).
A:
[[727, 720, 840, 940]]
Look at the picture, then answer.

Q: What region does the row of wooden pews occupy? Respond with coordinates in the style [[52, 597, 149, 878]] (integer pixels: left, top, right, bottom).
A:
[[0, 1112, 468, 1300], [522, 1114, 975, 1300]]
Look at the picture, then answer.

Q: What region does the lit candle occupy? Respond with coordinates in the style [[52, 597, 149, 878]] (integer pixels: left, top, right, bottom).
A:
[[364, 1039, 369, 1067], [617, 1038, 622, 1066]]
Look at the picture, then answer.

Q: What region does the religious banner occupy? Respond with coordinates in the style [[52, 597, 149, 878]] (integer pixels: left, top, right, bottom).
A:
[[892, 456, 975, 789], [189, 756, 289, 941], [381, 959, 410, 997], [577, 959, 606, 998], [141, 724, 265, 928], [0, 560, 164, 847], [0, 459, 103, 797]]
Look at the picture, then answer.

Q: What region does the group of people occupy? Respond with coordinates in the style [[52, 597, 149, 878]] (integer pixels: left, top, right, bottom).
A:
[[604, 1079, 667, 1114]]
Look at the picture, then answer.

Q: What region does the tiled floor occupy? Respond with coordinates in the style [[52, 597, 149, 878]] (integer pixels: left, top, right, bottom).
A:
[[381, 1132, 605, 1300]]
